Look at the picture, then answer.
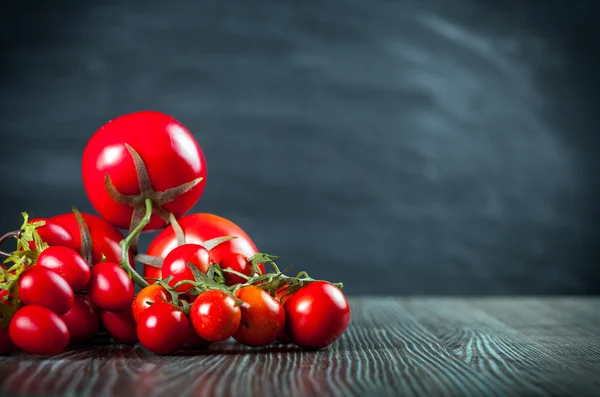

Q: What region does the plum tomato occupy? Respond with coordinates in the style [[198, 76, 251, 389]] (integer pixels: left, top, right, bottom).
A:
[[190, 290, 241, 342], [18, 267, 74, 315], [161, 244, 213, 293], [233, 286, 285, 347], [0, 328, 15, 355], [100, 307, 138, 344], [82, 111, 207, 231], [60, 295, 99, 342], [137, 303, 189, 355], [132, 284, 171, 323], [284, 282, 350, 349], [144, 213, 262, 280], [88, 262, 134, 311], [36, 246, 91, 291], [220, 253, 256, 286], [9, 305, 70, 355]]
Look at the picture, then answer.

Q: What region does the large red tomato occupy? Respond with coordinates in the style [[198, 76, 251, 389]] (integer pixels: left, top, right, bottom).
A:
[[31, 212, 129, 265], [81, 111, 207, 231], [143, 213, 260, 280]]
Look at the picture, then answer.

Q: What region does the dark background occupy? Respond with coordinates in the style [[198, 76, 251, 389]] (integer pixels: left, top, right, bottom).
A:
[[1, 0, 598, 295]]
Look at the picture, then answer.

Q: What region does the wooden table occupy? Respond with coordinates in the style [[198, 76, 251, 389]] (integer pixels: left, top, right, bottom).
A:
[[0, 297, 598, 397]]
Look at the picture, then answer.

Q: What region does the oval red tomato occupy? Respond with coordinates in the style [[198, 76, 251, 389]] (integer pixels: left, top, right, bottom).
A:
[[144, 213, 261, 280], [189, 290, 241, 342], [137, 303, 189, 355], [36, 246, 91, 291], [88, 262, 134, 311], [284, 282, 350, 349], [161, 244, 213, 293], [60, 295, 99, 342], [132, 284, 171, 323], [32, 212, 129, 264], [9, 305, 70, 355], [100, 307, 138, 344], [82, 111, 207, 231], [18, 267, 74, 315], [233, 286, 285, 347]]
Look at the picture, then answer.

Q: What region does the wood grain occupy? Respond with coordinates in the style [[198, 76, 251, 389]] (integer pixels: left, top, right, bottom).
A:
[[0, 297, 598, 397]]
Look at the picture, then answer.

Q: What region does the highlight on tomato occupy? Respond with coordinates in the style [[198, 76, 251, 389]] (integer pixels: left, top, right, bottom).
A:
[[9, 305, 70, 355], [189, 290, 241, 343], [161, 244, 213, 293], [233, 285, 285, 347], [137, 303, 189, 355]]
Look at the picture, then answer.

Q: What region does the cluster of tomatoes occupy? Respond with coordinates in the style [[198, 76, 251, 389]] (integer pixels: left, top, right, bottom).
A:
[[0, 111, 350, 356]]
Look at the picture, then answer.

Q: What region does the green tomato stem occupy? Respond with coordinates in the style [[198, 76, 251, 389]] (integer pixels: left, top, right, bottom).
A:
[[119, 199, 152, 288]]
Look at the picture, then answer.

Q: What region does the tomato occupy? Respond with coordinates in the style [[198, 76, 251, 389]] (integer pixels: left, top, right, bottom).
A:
[[132, 285, 171, 322], [36, 246, 91, 291], [100, 307, 138, 344], [161, 244, 213, 293], [284, 282, 350, 349], [88, 262, 134, 311], [220, 253, 255, 286], [233, 286, 285, 347], [9, 305, 69, 355], [32, 212, 129, 265], [189, 290, 241, 342], [0, 328, 14, 355], [144, 213, 261, 280], [60, 295, 99, 342], [185, 325, 211, 348], [18, 267, 74, 315], [82, 111, 207, 231], [137, 303, 189, 355]]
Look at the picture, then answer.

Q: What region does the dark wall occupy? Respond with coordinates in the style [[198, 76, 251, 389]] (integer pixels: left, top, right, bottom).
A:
[[1, 0, 599, 295]]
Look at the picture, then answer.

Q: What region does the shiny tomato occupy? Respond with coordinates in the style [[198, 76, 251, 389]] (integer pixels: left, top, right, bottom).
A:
[[100, 307, 138, 344], [88, 262, 134, 311], [137, 303, 189, 355], [284, 282, 350, 349], [185, 325, 211, 348], [161, 244, 213, 293], [60, 295, 99, 342], [36, 246, 91, 291], [82, 111, 207, 231], [18, 267, 74, 315], [32, 212, 129, 265], [9, 305, 70, 355], [220, 253, 255, 286], [132, 285, 171, 322], [144, 213, 261, 280], [233, 286, 285, 347], [0, 328, 14, 355], [189, 290, 241, 342]]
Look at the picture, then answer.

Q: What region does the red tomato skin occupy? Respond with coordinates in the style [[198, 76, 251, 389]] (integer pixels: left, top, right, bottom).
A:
[[137, 303, 189, 355], [100, 307, 138, 344], [60, 295, 100, 342], [284, 282, 350, 349], [88, 262, 134, 312], [144, 213, 261, 280], [233, 286, 285, 347], [161, 244, 213, 293], [18, 267, 74, 315], [9, 305, 70, 355], [220, 253, 255, 286], [36, 246, 91, 291], [132, 285, 171, 323], [185, 325, 212, 348], [0, 328, 15, 355], [190, 290, 241, 342], [81, 111, 207, 231], [32, 213, 129, 265]]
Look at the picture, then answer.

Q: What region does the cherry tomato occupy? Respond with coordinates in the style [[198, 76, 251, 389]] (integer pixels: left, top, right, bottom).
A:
[[82, 111, 207, 231], [132, 284, 171, 322], [32, 212, 130, 264], [137, 303, 189, 355], [185, 325, 211, 348], [88, 262, 134, 311], [36, 246, 91, 291], [220, 253, 256, 286], [233, 286, 285, 347], [18, 267, 74, 315], [190, 290, 241, 342], [161, 244, 213, 293], [60, 295, 99, 342], [284, 282, 350, 349], [9, 305, 69, 355], [100, 307, 138, 344], [144, 213, 262, 280], [0, 328, 15, 355]]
